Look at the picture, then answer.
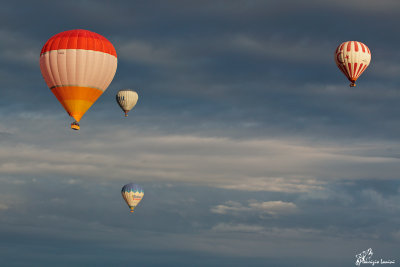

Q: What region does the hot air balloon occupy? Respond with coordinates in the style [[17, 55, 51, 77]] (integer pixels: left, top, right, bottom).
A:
[[121, 183, 144, 213], [116, 90, 138, 117], [334, 41, 371, 87], [39, 29, 118, 130]]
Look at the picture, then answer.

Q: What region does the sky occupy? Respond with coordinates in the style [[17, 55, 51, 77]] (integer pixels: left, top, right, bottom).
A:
[[0, 0, 400, 266]]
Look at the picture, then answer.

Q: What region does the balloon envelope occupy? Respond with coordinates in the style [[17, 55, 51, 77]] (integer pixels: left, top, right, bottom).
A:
[[40, 29, 118, 127], [116, 90, 138, 117], [334, 41, 371, 87], [121, 183, 144, 212]]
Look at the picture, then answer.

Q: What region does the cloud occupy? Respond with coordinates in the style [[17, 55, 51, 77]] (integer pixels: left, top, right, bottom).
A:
[[211, 223, 263, 233], [393, 231, 400, 241], [315, 0, 400, 12], [210, 200, 297, 216], [0, 29, 38, 68], [229, 35, 331, 64], [216, 177, 325, 193], [210, 223, 323, 240], [249, 201, 297, 215], [370, 57, 400, 79], [360, 189, 400, 213], [0, 203, 8, 211], [2, 113, 400, 195], [118, 39, 182, 67], [210, 201, 245, 214]]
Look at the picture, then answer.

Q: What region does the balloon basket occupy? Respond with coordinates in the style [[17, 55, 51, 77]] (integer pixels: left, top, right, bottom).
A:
[[350, 83, 356, 87], [71, 122, 80, 130]]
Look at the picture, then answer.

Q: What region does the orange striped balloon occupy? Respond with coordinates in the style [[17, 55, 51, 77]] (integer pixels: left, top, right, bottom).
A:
[[40, 29, 118, 129], [334, 41, 371, 87]]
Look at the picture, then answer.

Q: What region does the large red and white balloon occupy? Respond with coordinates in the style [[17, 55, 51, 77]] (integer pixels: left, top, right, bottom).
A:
[[334, 41, 371, 87], [40, 29, 118, 130]]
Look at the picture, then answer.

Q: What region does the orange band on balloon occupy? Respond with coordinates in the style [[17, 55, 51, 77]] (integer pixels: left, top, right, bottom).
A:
[[51, 86, 103, 122], [51, 86, 103, 102]]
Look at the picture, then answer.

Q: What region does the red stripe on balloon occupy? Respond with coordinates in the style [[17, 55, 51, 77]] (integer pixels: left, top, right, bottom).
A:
[[355, 63, 364, 77], [354, 42, 359, 52], [360, 65, 368, 75], [360, 43, 366, 53], [338, 64, 348, 77], [353, 63, 357, 78], [40, 29, 117, 57], [347, 63, 353, 78], [341, 63, 350, 79]]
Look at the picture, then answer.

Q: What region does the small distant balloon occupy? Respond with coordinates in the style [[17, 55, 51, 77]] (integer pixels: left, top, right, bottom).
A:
[[334, 41, 371, 87], [121, 183, 144, 213], [116, 90, 138, 117]]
